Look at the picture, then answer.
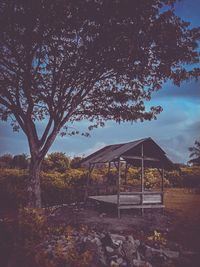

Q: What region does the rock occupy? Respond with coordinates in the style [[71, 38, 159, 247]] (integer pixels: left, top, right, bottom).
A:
[[106, 246, 114, 254], [181, 250, 198, 256], [135, 240, 140, 247], [110, 260, 119, 267], [100, 213, 107, 218], [93, 237, 102, 247], [133, 259, 152, 267], [116, 257, 124, 265], [111, 234, 126, 242], [116, 245, 125, 257], [162, 249, 179, 259], [110, 255, 119, 261], [84, 238, 107, 266], [122, 236, 138, 267], [136, 251, 141, 261], [120, 261, 128, 267], [145, 246, 153, 260], [145, 245, 179, 260], [111, 234, 126, 248], [101, 233, 114, 247]]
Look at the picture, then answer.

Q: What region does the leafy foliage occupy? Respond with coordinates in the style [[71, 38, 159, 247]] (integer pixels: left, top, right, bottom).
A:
[[12, 153, 29, 169], [188, 138, 200, 166], [0, 154, 13, 168], [0, 165, 200, 211], [42, 152, 70, 172], [71, 156, 83, 169]]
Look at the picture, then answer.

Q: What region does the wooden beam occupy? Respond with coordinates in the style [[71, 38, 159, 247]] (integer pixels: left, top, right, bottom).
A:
[[122, 155, 159, 161]]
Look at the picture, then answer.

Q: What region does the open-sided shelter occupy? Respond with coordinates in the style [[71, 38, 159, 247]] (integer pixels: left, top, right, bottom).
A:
[[81, 137, 176, 217]]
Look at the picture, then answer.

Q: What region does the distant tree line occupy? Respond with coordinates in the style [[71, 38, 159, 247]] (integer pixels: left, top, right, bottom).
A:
[[0, 152, 83, 171], [1, 137, 200, 171]]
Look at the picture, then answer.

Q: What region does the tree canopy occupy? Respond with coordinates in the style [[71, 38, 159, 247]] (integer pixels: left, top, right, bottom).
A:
[[0, 0, 199, 207]]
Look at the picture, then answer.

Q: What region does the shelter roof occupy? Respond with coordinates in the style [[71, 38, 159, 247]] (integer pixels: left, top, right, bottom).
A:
[[80, 137, 176, 170]]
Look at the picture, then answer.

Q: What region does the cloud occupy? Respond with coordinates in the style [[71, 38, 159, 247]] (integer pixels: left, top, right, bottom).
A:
[[153, 80, 200, 100]]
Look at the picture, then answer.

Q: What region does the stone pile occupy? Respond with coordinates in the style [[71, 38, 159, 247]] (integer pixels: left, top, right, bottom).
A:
[[38, 230, 179, 267]]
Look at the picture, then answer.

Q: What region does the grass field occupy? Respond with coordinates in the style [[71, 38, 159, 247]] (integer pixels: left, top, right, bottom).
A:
[[165, 188, 200, 251]]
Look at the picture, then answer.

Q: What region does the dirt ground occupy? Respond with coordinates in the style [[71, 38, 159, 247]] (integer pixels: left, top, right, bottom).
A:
[[48, 188, 200, 266]]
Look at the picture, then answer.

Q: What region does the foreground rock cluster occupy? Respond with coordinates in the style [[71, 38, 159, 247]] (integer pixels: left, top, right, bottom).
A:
[[38, 229, 180, 267]]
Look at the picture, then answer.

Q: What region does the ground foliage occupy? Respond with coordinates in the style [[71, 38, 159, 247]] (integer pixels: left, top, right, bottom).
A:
[[0, 208, 93, 267], [0, 166, 200, 211]]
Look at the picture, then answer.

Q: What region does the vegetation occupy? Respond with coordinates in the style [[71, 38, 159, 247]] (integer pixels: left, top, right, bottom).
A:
[[0, 153, 29, 169], [42, 152, 70, 173], [0, 156, 200, 211], [188, 138, 200, 166], [0, 208, 93, 267], [1, 0, 199, 207]]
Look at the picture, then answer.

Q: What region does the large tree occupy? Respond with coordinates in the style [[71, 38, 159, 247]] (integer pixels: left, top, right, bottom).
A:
[[0, 0, 199, 207]]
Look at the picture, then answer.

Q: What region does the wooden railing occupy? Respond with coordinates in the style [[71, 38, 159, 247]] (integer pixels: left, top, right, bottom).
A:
[[119, 191, 164, 205]]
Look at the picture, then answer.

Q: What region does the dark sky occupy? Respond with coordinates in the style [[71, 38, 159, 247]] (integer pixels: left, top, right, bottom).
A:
[[0, 0, 200, 163]]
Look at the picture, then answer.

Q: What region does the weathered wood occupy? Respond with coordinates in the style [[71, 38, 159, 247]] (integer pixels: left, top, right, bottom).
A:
[[89, 193, 163, 205], [124, 161, 128, 185], [161, 167, 164, 204], [119, 204, 165, 209], [141, 144, 144, 208], [84, 163, 95, 202], [122, 155, 160, 161], [117, 159, 121, 218], [120, 191, 162, 195]]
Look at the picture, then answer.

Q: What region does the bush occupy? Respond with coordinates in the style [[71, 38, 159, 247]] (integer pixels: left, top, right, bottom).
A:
[[166, 166, 200, 188], [0, 154, 13, 168], [12, 154, 29, 169], [0, 168, 28, 210], [42, 152, 70, 172], [0, 166, 199, 211]]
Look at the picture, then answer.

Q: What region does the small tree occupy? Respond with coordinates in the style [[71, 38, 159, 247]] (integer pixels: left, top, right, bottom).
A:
[[0, 154, 13, 168], [42, 152, 70, 172], [71, 156, 83, 169], [188, 139, 200, 166], [0, 0, 199, 207], [12, 154, 29, 169]]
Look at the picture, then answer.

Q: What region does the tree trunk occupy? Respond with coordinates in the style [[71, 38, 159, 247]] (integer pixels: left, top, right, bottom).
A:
[[27, 159, 42, 208]]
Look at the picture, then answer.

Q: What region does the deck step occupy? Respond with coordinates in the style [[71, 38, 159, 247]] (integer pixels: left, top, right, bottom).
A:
[[118, 204, 165, 209]]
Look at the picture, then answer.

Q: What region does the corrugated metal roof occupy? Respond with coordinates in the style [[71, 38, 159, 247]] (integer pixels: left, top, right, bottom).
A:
[[81, 138, 148, 165], [80, 137, 175, 170]]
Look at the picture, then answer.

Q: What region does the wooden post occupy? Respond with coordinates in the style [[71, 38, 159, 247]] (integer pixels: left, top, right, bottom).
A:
[[124, 162, 128, 185], [161, 167, 164, 205], [84, 163, 93, 203], [117, 158, 121, 218], [107, 161, 111, 193], [141, 144, 144, 215], [108, 161, 111, 174]]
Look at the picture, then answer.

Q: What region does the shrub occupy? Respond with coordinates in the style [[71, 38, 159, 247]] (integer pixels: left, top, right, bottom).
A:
[[42, 152, 70, 172], [12, 154, 29, 169], [0, 154, 13, 168], [0, 168, 28, 210]]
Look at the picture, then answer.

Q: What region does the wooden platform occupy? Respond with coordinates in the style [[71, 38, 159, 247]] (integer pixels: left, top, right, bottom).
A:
[[88, 193, 164, 209]]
